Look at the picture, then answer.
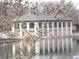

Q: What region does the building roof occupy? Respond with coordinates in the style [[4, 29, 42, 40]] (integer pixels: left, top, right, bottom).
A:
[[15, 13, 72, 22]]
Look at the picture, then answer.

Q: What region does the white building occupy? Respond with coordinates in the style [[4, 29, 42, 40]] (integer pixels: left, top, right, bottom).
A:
[[12, 13, 73, 55]]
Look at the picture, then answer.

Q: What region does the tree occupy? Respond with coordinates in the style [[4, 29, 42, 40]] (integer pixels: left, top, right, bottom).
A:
[[0, 1, 32, 58], [30, 0, 77, 19], [0, 0, 29, 32]]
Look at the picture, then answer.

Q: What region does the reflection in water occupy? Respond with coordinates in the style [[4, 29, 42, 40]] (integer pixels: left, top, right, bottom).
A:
[[0, 44, 12, 59], [39, 37, 73, 55], [31, 54, 73, 59]]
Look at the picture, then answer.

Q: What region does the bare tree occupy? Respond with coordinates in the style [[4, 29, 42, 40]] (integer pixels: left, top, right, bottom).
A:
[[0, 1, 33, 58], [0, 0, 29, 32], [30, 0, 77, 18]]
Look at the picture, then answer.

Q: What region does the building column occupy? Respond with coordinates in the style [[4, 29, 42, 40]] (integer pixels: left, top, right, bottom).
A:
[[61, 22, 64, 36], [47, 22, 50, 54], [53, 39, 55, 52], [43, 39, 45, 55], [19, 23, 22, 38], [52, 22, 54, 36], [57, 22, 60, 53], [34, 22, 37, 33], [61, 22, 64, 52], [42, 22, 44, 35], [62, 39, 64, 52], [12, 24, 15, 33], [13, 43, 16, 59], [70, 22, 73, 50], [66, 22, 68, 36], [19, 23, 23, 57], [66, 22, 69, 52], [57, 22, 59, 36], [52, 22, 55, 52], [27, 22, 31, 54], [57, 39, 60, 53], [34, 23, 39, 54], [70, 22, 72, 35], [48, 38, 50, 54], [27, 23, 29, 32], [71, 38, 73, 51], [66, 38, 69, 52], [26, 23, 31, 53], [47, 22, 49, 36], [42, 22, 45, 55]]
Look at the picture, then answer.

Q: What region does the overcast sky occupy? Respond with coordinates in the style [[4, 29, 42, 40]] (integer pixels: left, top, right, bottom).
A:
[[22, 0, 79, 9]]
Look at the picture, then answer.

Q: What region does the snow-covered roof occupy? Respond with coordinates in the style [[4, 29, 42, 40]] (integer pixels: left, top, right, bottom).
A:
[[15, 13, 72, 22]]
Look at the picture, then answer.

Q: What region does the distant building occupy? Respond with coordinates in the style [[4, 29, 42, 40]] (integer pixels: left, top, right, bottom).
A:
[[12, 13, 73, 54]]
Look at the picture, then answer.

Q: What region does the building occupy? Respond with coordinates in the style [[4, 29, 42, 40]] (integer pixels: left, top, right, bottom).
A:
[[12, 13, 73, 55]]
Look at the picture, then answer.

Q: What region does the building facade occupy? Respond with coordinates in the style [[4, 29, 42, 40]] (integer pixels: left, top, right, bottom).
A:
[[12, 13, 73, 55]]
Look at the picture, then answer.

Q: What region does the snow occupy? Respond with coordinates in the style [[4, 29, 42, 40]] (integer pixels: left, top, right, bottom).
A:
[[73, 55, 79, 59], [0, 32, 16, 39], [0, 32, 9, 38]]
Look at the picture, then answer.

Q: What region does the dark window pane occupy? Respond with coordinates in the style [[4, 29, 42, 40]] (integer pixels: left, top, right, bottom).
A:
[[54, 22, 57, 28], [59, 22, 61, 27], [39, 23, 42, 28], [30, 23, 34, 28], [63, 22, 66, 27], [22, 23, 27, 29], [68, 22, 70, 27], [49, 22, 52, 28], [44, 23, 47, 28], [15, 23, 19, 29]]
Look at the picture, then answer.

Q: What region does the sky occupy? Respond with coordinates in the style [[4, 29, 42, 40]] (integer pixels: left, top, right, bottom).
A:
[[22, 0, 79, 9]]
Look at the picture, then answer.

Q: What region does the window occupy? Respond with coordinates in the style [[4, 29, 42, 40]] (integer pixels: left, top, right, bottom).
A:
[[15, 23, 19, 29], [39, 23, 42, 28], [30, 23, 34, 28], [44, 23, 47, 28], [49, 22, 52, 28], [59, 22, 61, 27], [54, 22, 57, 28], [68, 22, 70, 27], [22, 23, 27, 29], [63, 22, 66, 27]]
